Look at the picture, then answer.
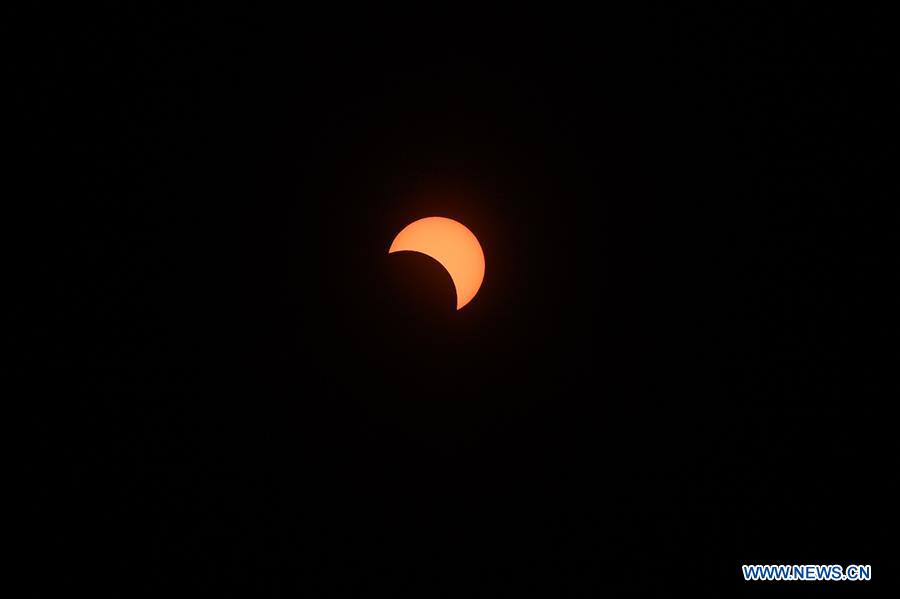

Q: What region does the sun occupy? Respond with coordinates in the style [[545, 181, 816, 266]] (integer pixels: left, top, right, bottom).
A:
[[389, 217, 485, 310]]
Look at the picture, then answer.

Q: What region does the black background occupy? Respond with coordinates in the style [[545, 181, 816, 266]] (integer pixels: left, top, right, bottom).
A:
[[27, 5, 893, 596]]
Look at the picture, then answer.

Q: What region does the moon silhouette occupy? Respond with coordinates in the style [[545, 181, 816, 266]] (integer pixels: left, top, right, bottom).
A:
[[389, 217, 485, 310]]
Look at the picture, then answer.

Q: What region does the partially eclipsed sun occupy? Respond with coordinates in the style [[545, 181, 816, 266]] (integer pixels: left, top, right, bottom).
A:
[[389, 216, 485, 310]]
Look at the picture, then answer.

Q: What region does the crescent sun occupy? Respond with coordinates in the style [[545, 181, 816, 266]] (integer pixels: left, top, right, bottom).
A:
[[388, 216, 486, 310]]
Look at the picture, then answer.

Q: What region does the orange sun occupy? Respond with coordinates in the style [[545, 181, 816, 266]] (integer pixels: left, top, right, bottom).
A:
[[389, 217, 485, 310]]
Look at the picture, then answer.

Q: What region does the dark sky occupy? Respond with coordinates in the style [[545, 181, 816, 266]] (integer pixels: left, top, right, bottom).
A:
[[27, 6, 892, 596]]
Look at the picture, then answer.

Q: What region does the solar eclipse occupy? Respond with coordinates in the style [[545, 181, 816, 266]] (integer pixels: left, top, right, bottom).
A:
[[389, 217, 485, 310]]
